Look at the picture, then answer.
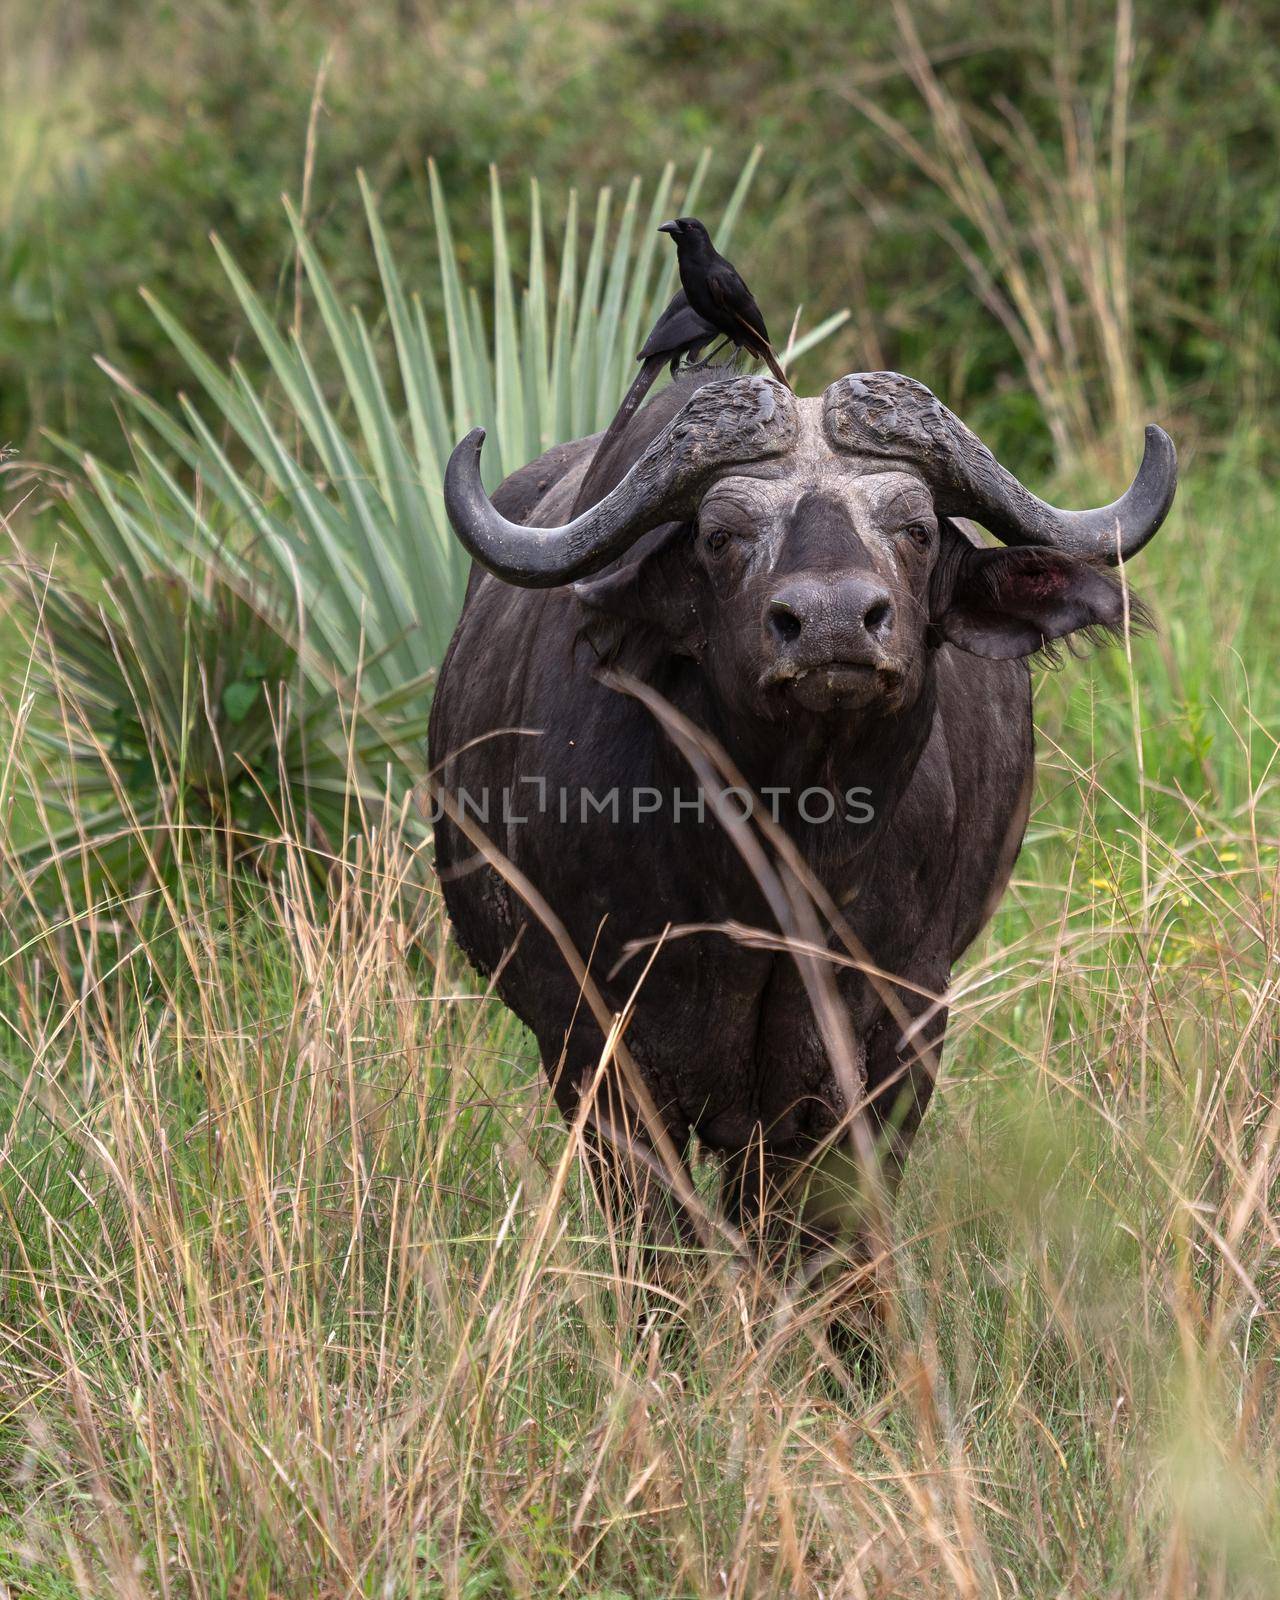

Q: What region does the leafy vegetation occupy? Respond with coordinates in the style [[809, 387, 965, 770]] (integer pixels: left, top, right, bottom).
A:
[[56, 151, 837, 697], [2, 0, 1278, 468], [3, 152, 841, 908], [6, 552, 429, 905]]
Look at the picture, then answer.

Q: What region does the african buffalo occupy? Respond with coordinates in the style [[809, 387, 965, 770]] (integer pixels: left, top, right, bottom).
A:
[[428, 370, 1175, 1298]]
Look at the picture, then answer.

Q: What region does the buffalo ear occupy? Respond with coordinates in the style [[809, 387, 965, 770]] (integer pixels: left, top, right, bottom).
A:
[[932, 533, 1141, 660], [573, 522, 705, 658]]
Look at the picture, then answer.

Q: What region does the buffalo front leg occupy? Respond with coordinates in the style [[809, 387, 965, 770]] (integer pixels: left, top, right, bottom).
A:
[[541, 1029, 699, 1326], [720, 1120, 891, 1363], [862, 993, 950, 1197]]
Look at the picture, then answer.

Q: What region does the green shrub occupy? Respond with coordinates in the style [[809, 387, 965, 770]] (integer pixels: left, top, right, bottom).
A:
[[2, 0, 1277, 469], [4, 152, 843, 910]]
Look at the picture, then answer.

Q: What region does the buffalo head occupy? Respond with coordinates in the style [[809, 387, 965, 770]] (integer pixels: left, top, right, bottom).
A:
[[444, 373, 1175, 725]]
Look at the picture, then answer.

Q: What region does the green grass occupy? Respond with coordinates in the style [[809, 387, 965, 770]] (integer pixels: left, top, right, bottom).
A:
[[0, 447, 1277, 1596]]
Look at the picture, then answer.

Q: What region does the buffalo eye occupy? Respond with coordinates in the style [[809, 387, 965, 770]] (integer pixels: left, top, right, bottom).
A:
[[899, 521, 933, 550], [704, 526, 731, 555]]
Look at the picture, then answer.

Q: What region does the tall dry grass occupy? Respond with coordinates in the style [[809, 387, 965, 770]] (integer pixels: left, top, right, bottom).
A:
[[1, 485, 1277, 1595], [843, 0, 1143, 467]]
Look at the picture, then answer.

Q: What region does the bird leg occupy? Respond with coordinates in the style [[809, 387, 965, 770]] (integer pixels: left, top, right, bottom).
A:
[[687, 337, 732, 370]]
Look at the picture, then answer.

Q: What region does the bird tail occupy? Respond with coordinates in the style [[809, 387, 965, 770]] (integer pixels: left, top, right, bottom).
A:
[[730, 311, 792, 391], [571, 355, 665, 515], [759, 343, 792, 391]]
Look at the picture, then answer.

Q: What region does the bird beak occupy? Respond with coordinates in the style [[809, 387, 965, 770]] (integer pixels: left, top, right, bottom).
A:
[[658, 221, 679, 236]]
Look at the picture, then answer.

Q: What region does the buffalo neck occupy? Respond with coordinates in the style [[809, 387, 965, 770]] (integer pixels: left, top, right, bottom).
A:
[[643, 653, 941, 871]]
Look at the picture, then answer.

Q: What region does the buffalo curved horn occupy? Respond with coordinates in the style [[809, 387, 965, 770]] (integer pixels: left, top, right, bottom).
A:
[[823, 372, 1176, 564], [444, 377, 798, 588]]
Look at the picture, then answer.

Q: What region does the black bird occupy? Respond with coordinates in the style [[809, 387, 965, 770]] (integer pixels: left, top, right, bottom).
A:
[[571, 289, 719, 513], [658, 216, 792, 390], [637, 287, 720, 376]]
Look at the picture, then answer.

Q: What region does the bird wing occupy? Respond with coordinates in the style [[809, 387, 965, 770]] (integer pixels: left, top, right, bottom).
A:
[[706, 271, 772, 350], [636, 290, 718, 362], [707, 275, 791, 387]]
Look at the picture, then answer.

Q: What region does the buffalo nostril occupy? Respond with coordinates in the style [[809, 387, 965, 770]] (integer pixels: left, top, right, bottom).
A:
[[863, 598, 893, 637], [768, 601, 804, 644]]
